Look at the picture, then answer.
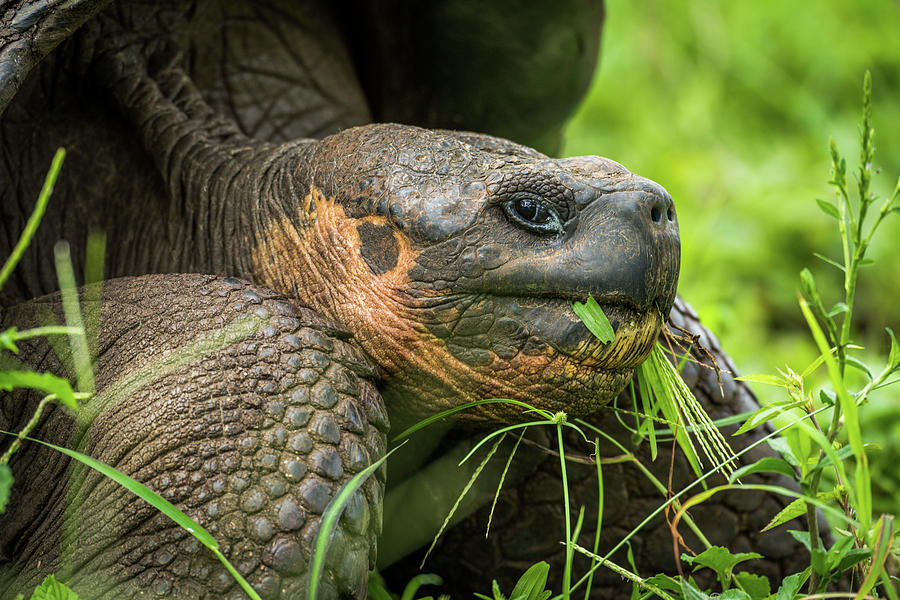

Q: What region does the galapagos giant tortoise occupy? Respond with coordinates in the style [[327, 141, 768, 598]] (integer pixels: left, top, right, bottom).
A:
[[0, 1, 809, 598]]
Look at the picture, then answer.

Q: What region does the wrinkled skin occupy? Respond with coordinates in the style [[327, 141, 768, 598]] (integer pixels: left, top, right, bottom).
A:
[[0, 0, 807, 598]]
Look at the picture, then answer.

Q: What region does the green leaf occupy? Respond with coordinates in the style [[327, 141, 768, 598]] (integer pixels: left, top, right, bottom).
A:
[[718, 590, 751, 600], [787, 530, 813, 552], [645, 574, 683, 593], [28, 574, 80, 600], [813, 252, 846, 272], [767, 437, 801, 468], [733, 572, 770, 600], [855, 514, 894, 600], [0, 327, 19, 353], [887, 328, 900, 370], [816, 198, 841, 219], [836, 548, 872, 574], [681, 546, 762, 589], [774, 569, 809, 600], [732, 400, 803, 437], [826, 302, 849, 317], [733, 374, 788, 387], [761, 491, 836, 532], [727, 457, 796, 483], [509, 562, 550, 600], [0, 148, 65, 292], [680, 578, 710, 600], [398, 574, 443, 600], [571, 295, 615, 344], [0, 370, 77, 410], [844, 356, 873, 381], [0, 464, 12, 513]]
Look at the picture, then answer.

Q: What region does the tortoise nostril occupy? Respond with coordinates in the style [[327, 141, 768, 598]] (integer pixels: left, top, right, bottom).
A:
[[667, 207, 675, 222], [650, 205, 662, 223]]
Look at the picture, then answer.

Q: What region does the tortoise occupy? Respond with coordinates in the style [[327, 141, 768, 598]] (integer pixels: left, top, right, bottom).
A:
[[0, 0, 810, 598]]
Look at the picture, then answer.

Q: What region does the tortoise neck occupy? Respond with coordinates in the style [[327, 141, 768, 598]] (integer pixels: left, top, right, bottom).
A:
[[92, 42, 316, 277]]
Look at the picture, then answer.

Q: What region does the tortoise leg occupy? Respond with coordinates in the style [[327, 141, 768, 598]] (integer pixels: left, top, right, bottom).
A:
[[0, 274, 387, 600], [382, 298, 811, 597]]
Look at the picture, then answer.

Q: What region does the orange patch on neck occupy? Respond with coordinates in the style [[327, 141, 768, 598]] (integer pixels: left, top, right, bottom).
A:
[[251, 187, 424, 372]]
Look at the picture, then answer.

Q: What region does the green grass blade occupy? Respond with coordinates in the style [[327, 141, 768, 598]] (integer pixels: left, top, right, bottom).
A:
[[584, 437, 603, 600], [309, 443, 403, 600], [420, 434, 504, 569], [391, 398, 546, 442], [486, 429, 525, 538], [558, 423, 573, 598], [0, 148, 65, 291], [399, 574, 443, 600], [798, 293, 870, 528], [0, 430, 261, 600], [854, 514, 893, 600], [54, 242, 94, 394]]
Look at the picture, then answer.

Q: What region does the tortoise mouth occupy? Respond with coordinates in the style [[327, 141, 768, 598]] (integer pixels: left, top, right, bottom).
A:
[[415, 291, 664, 376]]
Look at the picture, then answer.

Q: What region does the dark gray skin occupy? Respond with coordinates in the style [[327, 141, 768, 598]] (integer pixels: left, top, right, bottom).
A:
[[0, 1, 808, 598]]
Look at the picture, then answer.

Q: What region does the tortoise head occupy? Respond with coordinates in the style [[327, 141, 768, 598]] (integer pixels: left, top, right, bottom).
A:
[[252, 124, 679, 423]]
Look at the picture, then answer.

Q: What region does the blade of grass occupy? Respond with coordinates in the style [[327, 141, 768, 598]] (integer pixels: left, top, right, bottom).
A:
[[0, 430, 261, 600], [54, 242, 94, 394], [0, 148, 65, 291], [584, 437, 603, 600], [309, 442, 403, 600], [559, 422, 573, 597], [391, 398, 548, 442], [420, 434, 504, 568], [485, 429, 524, 538]]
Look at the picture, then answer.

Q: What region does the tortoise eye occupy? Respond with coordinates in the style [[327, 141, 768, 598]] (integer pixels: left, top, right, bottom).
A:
[[502, 195, 563, 235]]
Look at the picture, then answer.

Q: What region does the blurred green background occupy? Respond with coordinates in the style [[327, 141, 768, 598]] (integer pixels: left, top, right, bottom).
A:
[[563, 0, 900, 513]]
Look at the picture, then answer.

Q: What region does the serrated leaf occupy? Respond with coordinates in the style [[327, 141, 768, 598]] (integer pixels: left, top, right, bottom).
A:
[[571, 295, 615, 344], [509, 562, 550, 600], [762, 491, 835, 532], [28, 574, 80, 600], [682, 546, 762, 588], [728, 457, 796, 483], [816, 198, 841, 219], [0, 464, 12, 513], [734, 572, 770, 600], [775, 569, 809, 600], [0, 370, 76, 410]]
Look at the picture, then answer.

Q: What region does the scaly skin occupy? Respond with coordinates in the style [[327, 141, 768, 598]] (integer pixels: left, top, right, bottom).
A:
[[1, 274, 388, 599], [0, 0, 809, 597]]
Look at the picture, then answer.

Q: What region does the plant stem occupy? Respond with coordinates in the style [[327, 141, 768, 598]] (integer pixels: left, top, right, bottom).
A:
[[558, 423, 573, 598], [0, 392, 88, 465], [569, 544, 677, 600]]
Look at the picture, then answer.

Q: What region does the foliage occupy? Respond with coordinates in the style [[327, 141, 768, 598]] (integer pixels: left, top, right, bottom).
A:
[[565, 0, 900, 516]]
